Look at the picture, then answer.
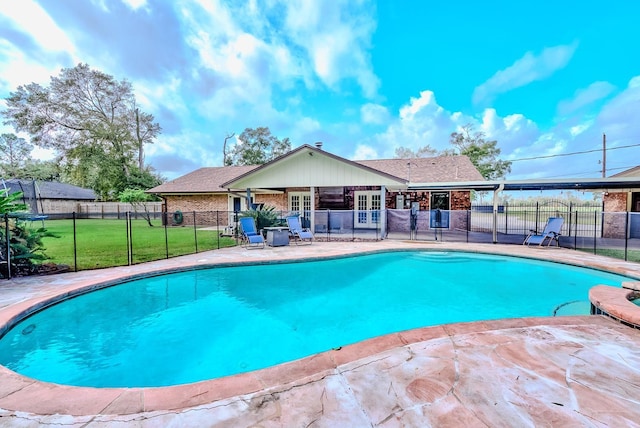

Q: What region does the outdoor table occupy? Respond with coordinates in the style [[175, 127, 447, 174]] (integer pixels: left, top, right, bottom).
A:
[[264, 227, 290, 247]]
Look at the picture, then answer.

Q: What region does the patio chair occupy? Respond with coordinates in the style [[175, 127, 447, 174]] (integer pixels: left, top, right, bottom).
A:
[[286, 215, 313, 245], [523, 217, 564, 247], [239, 217, 265, 249]]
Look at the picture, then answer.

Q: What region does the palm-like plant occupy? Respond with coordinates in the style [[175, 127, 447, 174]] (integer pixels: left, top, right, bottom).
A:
[[0, 189, 55, 277], [241, 205, 281, 232]]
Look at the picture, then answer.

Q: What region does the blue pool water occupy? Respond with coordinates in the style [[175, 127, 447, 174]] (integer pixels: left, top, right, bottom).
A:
[[0, 251, 633, 388]]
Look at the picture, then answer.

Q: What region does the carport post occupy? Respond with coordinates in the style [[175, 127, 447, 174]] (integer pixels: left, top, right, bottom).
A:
[[380, 186, 386, 237]]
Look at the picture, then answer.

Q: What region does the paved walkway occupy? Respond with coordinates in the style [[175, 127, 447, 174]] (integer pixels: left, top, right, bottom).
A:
[[1, 241, 640, 426]]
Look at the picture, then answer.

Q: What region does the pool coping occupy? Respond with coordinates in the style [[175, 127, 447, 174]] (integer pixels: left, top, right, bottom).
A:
[[2, 241, 640, 417]]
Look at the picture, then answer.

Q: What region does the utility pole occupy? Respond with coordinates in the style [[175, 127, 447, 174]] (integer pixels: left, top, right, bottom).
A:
[[602, 133, 606, 178], [223, 133, 235, 166]]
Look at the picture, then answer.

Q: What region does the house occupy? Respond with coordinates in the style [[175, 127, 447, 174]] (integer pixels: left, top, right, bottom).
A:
[[3, 179, 96, 214], [147, 144, 484, 234], [604, 166, 640, 238]]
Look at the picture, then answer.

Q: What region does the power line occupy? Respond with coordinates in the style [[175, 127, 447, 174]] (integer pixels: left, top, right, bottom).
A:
[[509, 142, 640, 162], [543, 165, 637, 179]]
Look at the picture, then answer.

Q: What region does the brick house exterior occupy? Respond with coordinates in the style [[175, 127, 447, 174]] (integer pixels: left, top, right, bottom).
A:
[[603, 166, 640, 238], [148, 145, 484, 231]]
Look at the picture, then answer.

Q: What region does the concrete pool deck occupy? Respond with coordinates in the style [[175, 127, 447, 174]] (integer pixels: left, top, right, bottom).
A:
[[1, 241, 640, 426]]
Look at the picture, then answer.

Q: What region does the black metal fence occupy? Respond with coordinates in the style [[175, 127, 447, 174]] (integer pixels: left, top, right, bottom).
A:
[[2, 203, 639, 278]]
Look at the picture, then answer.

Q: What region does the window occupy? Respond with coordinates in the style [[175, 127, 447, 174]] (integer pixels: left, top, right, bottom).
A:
[[430, 192, 450, 210]]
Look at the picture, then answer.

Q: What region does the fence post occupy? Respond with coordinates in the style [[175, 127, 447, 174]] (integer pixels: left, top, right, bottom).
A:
[[593, 210, 597, 255], [466, 209, 470, 243], [126, 212, 133, 265], [573, 210, 577, 250], [504, 202, 508, 235], [164, 212, 169, 259], [193, 211, 198, 253], [4, 213, 10, 279], [625, 212, 629, 261], [72, 212, 78, 272], [568, 202, 573, 237], [216, 211, 220, 250]]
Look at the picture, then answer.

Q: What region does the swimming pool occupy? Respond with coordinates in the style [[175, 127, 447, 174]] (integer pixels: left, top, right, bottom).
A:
[[0, 250, 633, 388]]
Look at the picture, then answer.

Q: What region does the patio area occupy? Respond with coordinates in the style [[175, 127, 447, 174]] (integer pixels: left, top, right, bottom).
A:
[[1, 241, 640, 426]]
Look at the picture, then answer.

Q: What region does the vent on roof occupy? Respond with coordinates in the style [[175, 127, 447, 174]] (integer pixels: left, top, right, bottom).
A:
[[315, 141, 323, 150]]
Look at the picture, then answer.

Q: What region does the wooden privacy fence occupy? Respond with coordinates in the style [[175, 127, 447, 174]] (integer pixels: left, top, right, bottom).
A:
[[75, 202, 163, 219]]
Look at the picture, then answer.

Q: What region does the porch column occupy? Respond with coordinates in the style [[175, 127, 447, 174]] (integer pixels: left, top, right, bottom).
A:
[[246, 188, 252, 209], [380, 186, 387, 238], [309, 186, 315, 231]]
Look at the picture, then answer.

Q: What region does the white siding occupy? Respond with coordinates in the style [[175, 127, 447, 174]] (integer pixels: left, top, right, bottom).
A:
[[230, 149, 405, 188]]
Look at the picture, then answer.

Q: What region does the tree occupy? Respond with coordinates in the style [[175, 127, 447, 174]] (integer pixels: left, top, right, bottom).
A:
[[2, 63, 161, 199], [394, 145, 438, 158], [21, 159, 62, 181], [0, 189, 55, 277], [223, 132, 235, 166], [0, 133, 33, 177], [118, 188, 160, 227], [226, 127, 291, 166], [448, 124, 511, 180]]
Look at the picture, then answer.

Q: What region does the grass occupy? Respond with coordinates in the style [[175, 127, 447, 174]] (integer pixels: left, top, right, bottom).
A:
[[39, 219, 238, 270], [586, 248, 640, 263]]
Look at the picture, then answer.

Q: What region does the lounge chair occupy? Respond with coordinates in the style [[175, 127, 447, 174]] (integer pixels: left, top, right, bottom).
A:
[[523, 217, 564, 247], [286, 215, 313, 245], [239, 217, 265, 249]]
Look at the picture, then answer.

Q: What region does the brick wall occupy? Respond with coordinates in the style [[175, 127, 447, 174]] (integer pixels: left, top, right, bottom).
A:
[[603, 192, 627, 211], [165, 194, 228, 213], [603, 192, 628, 238], [256, 193, 288, 210], [385, 190, 472, 211], [451, 191, 471, 210]]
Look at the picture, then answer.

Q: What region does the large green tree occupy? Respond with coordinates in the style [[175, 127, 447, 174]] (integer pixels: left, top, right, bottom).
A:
[[394, 145, 437, 158], [394, 125, 511, 180], [447, 124, 511, 180], [20, 159, 62, 181], [0, 133, 33, 178], [226, 127, 291, 166], [2, 63, 161, 199]]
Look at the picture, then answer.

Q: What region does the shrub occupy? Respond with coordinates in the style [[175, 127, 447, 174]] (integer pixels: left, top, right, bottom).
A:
[[0, 190, 57, 277]]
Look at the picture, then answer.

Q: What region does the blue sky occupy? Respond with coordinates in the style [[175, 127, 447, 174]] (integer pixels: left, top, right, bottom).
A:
[[1, 0, 639, 181]]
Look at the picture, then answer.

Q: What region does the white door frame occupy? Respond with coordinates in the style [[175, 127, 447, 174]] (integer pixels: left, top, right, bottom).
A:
[[354, 190, 381, 228]]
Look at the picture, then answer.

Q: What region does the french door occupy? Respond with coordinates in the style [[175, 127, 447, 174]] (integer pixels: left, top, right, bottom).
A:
[[289, 192, 311, 216], [354, 191, 381, 228]]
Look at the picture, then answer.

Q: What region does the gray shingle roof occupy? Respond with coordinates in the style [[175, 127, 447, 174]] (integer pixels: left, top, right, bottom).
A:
[[147, 165, 258, 194], [4, 179, 96, 200], [356, 156, 484, 182]]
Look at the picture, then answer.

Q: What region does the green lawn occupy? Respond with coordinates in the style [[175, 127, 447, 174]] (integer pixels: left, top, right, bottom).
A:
[[39, 219, 238, 270], [587, 248, 640, 263]]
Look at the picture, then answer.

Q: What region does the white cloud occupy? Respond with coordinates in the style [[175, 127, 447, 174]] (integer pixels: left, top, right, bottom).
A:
[[368, 90, 460, 158], [283, 0, 379, 97], [0, 0, 76, 55], [473, 42, 578, 105], [0, 42, 58, 93], [557, 81, 616, 116], [0, 1, 78, 94], [596, 76, 640, 137], [353, 144, 378, 160], [121, 0, 147, 11], [360, 103, 389, 125]]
